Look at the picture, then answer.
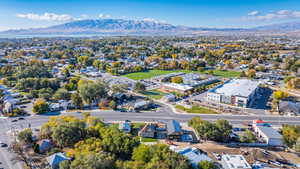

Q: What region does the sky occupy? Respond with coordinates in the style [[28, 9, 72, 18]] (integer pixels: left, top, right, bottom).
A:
[[0, 0, 300, 31]]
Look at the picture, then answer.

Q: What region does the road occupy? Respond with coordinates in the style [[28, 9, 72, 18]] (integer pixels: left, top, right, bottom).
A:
[[1, 104, 300, 169]]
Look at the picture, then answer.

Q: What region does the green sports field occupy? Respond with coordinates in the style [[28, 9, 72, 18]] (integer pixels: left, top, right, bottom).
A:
[[123, 69, 241, 80]]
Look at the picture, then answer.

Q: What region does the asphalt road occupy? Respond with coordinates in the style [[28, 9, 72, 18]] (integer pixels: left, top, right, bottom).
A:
[[1, 105, 300, 169]]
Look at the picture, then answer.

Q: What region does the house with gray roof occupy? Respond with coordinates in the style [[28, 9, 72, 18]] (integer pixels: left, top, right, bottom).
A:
[[47, 152, 70, 169], [174, 147, 212, 168], [278, 100, 300, 116], [167, 120, 183, 141]]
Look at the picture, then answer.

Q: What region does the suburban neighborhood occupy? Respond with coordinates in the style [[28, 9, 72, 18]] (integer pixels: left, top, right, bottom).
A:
[[0, 35, 300, 169]]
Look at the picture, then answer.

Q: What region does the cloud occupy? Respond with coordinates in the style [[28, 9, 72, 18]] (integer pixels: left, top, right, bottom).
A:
[[16, 13, 74, 21], [248, 11, 259, 16], [244, 10, 300, 21], [98, 14, 111, 19]]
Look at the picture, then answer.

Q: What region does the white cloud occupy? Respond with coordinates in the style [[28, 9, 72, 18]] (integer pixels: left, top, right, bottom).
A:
[[244, 10, 300, 21], [16, 13, 74, 21], [248, 11, 259, 16], [98, 14, 111, 19]]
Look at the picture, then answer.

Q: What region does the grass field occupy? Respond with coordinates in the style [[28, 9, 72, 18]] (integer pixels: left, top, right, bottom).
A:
[[175, 105, 219, 114], [205, 70, 241, 78], [123, 69, 240, 80], [122, 69, 195, 80], [141, 90, 167, 99]]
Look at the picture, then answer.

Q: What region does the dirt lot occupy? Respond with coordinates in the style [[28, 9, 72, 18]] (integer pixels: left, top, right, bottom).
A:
[[166, 141, 300, 168]]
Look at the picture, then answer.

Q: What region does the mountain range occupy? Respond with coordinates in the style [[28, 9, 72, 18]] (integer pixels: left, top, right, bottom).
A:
[[2, 19, 300, 36]]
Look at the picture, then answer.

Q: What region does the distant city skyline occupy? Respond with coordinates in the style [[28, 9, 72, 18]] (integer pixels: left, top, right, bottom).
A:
[[0, 0, 300, 31]]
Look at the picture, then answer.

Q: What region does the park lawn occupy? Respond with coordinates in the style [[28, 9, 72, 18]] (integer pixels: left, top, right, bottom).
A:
[[141, 90, 167, 100], [122, 69, 195, 80], [175, 105, 219, 114], [206, 70, 241, 78], [141, 137, 158, 142]]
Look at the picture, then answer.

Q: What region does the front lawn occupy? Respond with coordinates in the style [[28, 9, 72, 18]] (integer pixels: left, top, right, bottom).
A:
[[175, 105, 219, 114]]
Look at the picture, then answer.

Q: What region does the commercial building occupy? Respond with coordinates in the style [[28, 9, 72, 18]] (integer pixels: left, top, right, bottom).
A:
[[160, 74, 219, 94], [221, 154, 251, 169], [207, 79, 260, 108], [253, 126, 283, 146]]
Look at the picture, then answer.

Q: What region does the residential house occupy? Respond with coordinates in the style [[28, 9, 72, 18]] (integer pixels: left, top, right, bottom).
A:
[[38, 139, 52, 153], [138, 122, 167, 139], [278, 101, 300, 116], [47, 153, 70, 169], [119, 121, 131, 133], [167, 120, 183, 141], [174, 147, 212, 168]]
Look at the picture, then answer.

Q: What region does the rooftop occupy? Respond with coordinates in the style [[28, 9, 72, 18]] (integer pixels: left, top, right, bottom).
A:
[[163, 83, 193, 91], [256, 126, 282, 139], [175, 147, 212, 166], [210, 79, 260, 97], [222, 154, 251, 169]]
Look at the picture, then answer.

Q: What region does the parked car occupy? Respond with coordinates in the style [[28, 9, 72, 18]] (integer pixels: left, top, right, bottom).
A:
[[0, 143, 8, 147], [11, 119, 18, 122]]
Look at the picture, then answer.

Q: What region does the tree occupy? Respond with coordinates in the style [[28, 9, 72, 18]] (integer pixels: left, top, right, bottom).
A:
[[71, 92, 83, 109], [125, 144, 192, 169], [59, 160, 71, 169], [70, 152, 116, 169], [239, 71, 247, 77], [189, 118, 232, 142], [273, 90, 288, 100], [286, 77, 300, 89], [17, 128, 33, 145], [198, 161, 217, 169], [215, 119, 232, 142], [78, 81, 107, 105], [240, 129, 257, 143], [272, 91, 288, 112], [132, 144, 152, 162], [32, 98, 49, 114], [134, 82, 146, 92], [51, 121, 86, 148], [109, 100, 117, 110], [171, 76, 183, 83], [99, 127, 139, 160], [247, 69, 256, 78], [53, 88, 70, 100], [282, 125, 300, 148]]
